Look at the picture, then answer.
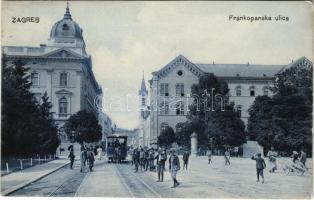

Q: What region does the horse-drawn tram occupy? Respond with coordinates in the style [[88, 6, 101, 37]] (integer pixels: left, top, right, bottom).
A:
[[106, 134, 128, 163]]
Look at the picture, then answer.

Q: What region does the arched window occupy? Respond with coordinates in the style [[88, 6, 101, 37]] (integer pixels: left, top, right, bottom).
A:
[[59, 97, 68, 117], [236, 105, 242, 117], [176, 101, 184, 115], [263, 87, 269, 96], [160, 122, 169, 133], [235, 86, 241, 96], [249, 86, 255, 97], [159, 101, 169, 115]]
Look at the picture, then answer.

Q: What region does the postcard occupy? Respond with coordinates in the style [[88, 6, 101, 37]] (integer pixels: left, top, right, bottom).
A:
[[1, 1, 313, 198]]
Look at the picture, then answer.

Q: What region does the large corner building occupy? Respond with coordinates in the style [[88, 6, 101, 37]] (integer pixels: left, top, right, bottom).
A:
[[2, 5, 112, 144], [143, 55, 312, 145]]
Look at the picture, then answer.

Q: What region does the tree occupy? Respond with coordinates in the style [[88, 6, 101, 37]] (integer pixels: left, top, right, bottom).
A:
[[64, 110, 102, 145], [2, 56, 38, 156], [37, 92, 60, 155], [158, 126, 175, 147], [175, 122, 193, 148], [247, 95, 274, 143], [248, 60, 312, 154], [187, 74, 246, 148], [1, 56, 60, 157]]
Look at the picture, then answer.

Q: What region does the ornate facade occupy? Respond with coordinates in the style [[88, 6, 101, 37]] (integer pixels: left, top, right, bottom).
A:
[[2, 5, 109, 143]]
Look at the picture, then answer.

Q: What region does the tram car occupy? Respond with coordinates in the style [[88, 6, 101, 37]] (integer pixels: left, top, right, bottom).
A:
[[106, 135, 128, 163]]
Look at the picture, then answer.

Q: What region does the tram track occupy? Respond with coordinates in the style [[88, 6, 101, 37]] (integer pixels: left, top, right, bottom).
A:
[[10, 162, 87, 197], [115, 164, 162, 198]]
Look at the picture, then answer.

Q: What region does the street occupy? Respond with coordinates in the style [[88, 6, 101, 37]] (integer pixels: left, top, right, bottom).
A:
[[8, 156, 312, 198]]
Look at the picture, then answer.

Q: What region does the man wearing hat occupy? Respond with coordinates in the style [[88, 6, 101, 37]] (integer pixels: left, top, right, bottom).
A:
[[251, 153, 266, 183], [155, 147, 167, 182], [169, 148, 181, 188]]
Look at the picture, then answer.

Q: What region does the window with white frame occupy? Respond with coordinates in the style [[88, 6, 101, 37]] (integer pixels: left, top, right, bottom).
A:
[[176, 101, 184, 115], [59, 97, 68, 117], [60, 72, 68, 87], [176, 83, 184, 97], [31, 72, 39, 86], [236, 86, 241, 96], [160, 83, 169, 96], [159, 101, 169, 115]]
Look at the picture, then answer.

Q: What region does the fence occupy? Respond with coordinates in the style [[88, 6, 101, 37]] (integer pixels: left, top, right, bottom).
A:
[[1, 154, 57, 176]]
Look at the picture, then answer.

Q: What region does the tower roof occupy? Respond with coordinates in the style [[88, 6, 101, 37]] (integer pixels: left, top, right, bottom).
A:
[[50, 3, 83, 40], [139, 74, 148, 95]]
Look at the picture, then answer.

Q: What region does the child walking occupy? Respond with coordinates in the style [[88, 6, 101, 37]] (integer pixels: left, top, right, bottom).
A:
[[251, 153, 266, 183]]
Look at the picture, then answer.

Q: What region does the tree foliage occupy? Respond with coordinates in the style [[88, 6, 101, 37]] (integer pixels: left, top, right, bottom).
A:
[[186, 74, 246, 148], [248, 60, 313, 154], [175, 122, 193, 148], [64, 110, 102, 144], [158, 126, 176, 147], [1, 55, 59, 157]]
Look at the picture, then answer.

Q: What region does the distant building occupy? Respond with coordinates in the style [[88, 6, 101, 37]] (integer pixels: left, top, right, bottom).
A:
[[148, 55, 312, 145], [137, 74, 151, 147], [2, 4, 107, 144]]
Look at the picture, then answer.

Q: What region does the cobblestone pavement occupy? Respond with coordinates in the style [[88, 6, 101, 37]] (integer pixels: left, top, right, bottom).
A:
[[6, 156, 313, 198]]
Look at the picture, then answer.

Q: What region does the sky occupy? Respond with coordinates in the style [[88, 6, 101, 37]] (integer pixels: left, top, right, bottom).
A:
[[2, 1, 313, 129]]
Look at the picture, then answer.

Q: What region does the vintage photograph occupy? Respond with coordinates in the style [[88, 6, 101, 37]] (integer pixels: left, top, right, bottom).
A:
[[1, 1, 313, 198]]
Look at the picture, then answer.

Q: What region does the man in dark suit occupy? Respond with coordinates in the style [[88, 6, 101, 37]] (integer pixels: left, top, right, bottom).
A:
[[182, 150, 190, 170], [169, 148, 181, 188]]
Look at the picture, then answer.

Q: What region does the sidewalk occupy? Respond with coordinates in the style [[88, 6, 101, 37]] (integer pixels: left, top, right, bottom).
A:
[[1, 157, 69, 196]]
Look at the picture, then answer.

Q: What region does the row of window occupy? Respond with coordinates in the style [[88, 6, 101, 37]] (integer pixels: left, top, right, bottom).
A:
[[235, 86, 269, 97], [159, 101, 185, 115], [30, 72, 68, 87], [160, 105, 242, 132], [160, 83, 185, 97], [160, 83, 269, 97]]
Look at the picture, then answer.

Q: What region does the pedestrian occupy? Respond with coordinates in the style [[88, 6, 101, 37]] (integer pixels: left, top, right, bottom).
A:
[[224, 149, 230, 165], [267, 146, 278, 173], [144, 147, 149, 171], [139, 148, 144, 171], [97, 146, 103, 160], [292, 151, 299, 163], [299, 150, 307, 168], [87, 149, 95, 172], [207, 150, 212, 164], [155, 147, 167, 182], [169, 148, 181, 188], [149, 149, 155, 171], [131, 148, 136, 166], [134, 148, 140, 172], [83, 146, 88, 166], [251, 153, 266, 183], [182, 150, 190, 170], [68, 149, 75, 169], [80, 147, 87, 173]]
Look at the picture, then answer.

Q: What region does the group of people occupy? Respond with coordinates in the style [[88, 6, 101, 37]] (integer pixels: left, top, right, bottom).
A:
[[68, 145, 104, 172], [251, 147, 308, 184], [131, 147, 190, 188]]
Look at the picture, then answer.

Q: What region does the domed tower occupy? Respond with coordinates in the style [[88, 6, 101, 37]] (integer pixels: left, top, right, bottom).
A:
[[48, 3, 86, 53]]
